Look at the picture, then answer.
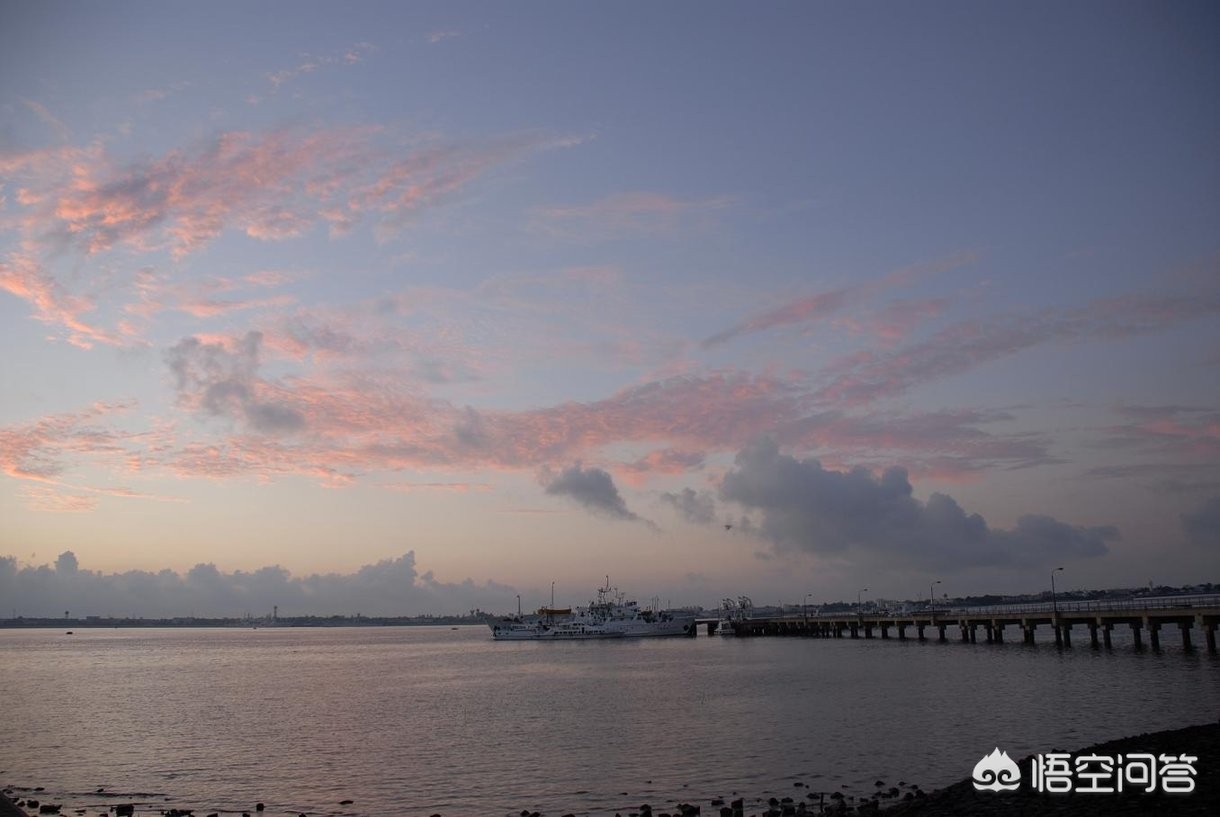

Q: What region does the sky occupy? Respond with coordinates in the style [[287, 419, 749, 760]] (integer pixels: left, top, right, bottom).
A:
[[1, 0, 1218, 617]]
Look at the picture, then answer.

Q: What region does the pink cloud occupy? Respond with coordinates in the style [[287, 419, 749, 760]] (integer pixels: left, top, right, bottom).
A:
[[781, 409, 1060, 482], [20, 486, 97, 512], [267, 43, 376, 89], [384, 481, 492, 493], [0, 253, 122, 348], [619, 448, 707, 486], [816, 289, 1220, 407], [1101, 406, 1220, 461], [535, 191, 732, 241], [703, 250, 976, 348]]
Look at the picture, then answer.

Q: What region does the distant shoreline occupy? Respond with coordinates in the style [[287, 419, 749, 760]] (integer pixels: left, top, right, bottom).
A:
[[0, 617, 489, 629], [4, 721, 1216, 816]]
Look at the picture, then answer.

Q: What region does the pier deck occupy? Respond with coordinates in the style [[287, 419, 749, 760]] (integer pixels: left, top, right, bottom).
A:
[[703, 595, 1220, 652]]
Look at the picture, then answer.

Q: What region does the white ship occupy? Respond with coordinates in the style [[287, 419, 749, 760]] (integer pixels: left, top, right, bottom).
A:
[[488, 606, 571, 640], [488, 580, 695, 640], [488, 609, 625, 640], [571, 579, 697, 638]]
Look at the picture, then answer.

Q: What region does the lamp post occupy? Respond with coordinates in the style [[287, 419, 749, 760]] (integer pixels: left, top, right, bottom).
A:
[[858, 588, 868, 612], [930, 579, 941, 616], [1051, 567, 1064, 614], [551, 581, 555, 610], [804, 593, 813, 622], [516, 594, 521, 617]]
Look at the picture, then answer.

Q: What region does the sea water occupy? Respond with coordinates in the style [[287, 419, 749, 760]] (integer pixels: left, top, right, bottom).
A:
[[1, 626, 1217, 816]]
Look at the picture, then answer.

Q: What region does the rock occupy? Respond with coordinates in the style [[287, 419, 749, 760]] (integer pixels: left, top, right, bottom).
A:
[[255, 806, 264, 813], [114, 806, 133, 817], [339, 801, 353, 806], [39, 805, 62, 814], [26, 801, 38, 810]]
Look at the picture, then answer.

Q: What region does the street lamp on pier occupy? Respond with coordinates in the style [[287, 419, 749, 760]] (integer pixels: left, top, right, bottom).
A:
[[858, 588, 868, 613], [1051, 567, 1064, 615], [804, 593, 813, 622], [930, 579, 941, 616]]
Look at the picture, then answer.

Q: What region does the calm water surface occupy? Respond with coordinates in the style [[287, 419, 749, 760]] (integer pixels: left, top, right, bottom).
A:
[[1, 626, 1217, 816]]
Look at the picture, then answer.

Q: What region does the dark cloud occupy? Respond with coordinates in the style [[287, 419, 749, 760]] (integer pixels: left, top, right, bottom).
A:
[[661, 487, 717, 526], [1181, 496, 1220, 547], [0, 551, 516, 618], [166, 331, 304, 433], [544, 463, 654, 528], [719, 438, 1116, 571]]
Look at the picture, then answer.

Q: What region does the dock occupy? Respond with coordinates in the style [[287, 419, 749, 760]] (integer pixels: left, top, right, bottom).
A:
[[701, 595, 1220, 652]]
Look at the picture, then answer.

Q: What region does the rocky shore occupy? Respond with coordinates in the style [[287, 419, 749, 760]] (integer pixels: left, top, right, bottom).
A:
[[3, 721, 1216, 817]]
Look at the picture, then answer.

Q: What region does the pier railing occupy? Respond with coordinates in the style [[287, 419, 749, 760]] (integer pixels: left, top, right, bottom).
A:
[[770, 594, 1220, 620]]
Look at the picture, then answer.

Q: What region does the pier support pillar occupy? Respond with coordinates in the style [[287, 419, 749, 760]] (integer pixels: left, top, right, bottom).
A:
[[849, 623, 859, 639], [937, 623, 947, 642], [897, 623, 907, 640], [1088, 622, 1099, 648], [864, 624, 874, 639], [1131, 622, 1143, 649], [1200, 616, 1217, 655], [993, 622, 1004, 643], [1147, 619, 1160, 651], [1022, 621, 1036, 644], [916, 623, 925, 641], [960, 624, 969, 643], [1061, 622, 1072, 647], [1180, 621, 1192, 652], [880, 623, 890, 639], [1102, 623, 1113, 649]]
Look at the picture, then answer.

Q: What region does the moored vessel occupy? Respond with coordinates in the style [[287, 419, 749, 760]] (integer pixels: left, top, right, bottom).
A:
[[571, 579, 697, 637]]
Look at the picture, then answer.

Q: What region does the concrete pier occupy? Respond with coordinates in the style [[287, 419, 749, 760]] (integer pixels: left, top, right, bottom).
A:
[[703, 596, 1220, 654]]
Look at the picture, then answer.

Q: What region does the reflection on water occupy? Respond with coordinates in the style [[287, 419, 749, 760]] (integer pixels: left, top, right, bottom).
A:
[[1, 627, 1216, 816]]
